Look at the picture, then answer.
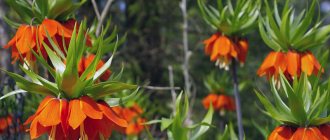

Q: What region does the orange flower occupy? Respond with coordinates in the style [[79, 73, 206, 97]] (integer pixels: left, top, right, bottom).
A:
[[257, 50, 323, 79], [268, 126, 295, 140], [0, 115, 13, 134], [78, 54, 112, 81], [291, 127, 323, 140], [24, 96, 127, 139], [203, 32, 248, 70], [257, 51, 287, 79], [202, 93, 219, 110], [112, 103, 147, 135], [67, 96, 127, 139], [269, 126, 330, 140], [126, 118, 146, 135], [24, 96, 69, 140], [5, 19, 91, 62], [202, 93, 235, 111]]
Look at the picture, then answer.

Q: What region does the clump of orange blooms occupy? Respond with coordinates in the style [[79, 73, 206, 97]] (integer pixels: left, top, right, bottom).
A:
[[202, 93, 235, 112], [203, 32, 248, 70], [257, 50, 323, 80], [0, 115, 13, 134], [112, 103, 147, 135], [5, 19, 91, 62], [268, 125, 330, 140], [24, 96, 128, 140]]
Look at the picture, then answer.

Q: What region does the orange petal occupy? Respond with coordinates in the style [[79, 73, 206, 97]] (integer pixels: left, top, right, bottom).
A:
[[203, 33, 219, 55], [4, 25, 28, 48], [111, 106, 124, 115], [68, 99, 86, 129], [274, 52, 287, 76], [309, 52, 323, 75], [25, 96, 55, 126], [60, 99, 69, 136], [38, 99, 61, 126], [202, 94, 219, 110], [291, 127, 322, 140], [210, 42, 220, 61], [125, 118, 145, 135], [215, 36, 231, 55], [230, 44, 238, 58], [35, 97, 54, 116], [286, 50, 300, 77], [122, 109, 139, 122], [81, 96, 103, 119], [203, 33, 219, 45], [40, 19, 59, 37], [30, 117, 50, 139], [57, 24, 73, 38], [257, 52, 278, 76], [98, 101, 128, 128], [131, 103, 143, 115], [268, 126, 294, 140], [301, 52, 315, 76], [237, 40, 249, 63], [16, 26, 36, 54], [126, 123, 138, 135]]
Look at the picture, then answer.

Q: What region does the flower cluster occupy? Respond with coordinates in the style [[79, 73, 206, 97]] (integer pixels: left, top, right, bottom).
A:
[[269, 125, 330, 139], [5, 19, 91, 62], [2, 0, 138, 139], [203, 33, 248, 70], [258, 0, 328, 80], [257, 50, 323, 79], [24, 96, 127, 139], [0, 115, 13, 134], [202, 93, 235, 112], [112, 103, 147, 135]]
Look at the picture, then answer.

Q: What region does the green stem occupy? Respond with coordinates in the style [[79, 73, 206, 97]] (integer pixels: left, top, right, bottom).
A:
[[231, 60, 244, 140]]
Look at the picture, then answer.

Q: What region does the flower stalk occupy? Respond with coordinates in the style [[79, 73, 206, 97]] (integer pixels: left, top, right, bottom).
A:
[[231, 60, 244, 140]]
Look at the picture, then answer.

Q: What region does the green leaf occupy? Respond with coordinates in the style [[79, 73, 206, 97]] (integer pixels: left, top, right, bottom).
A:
[[6, 0, 33, 23], [3, 16, 20, 29], [4, 70, 56, 96], [19, 65, 58, 94], [280, 73, 306, 125], [35, 0, 48, 17], [106, 88, 139, 107], [190, 104, 214, 140], [218, 125, 230, 140], [258, 19, 281, 51], [161, 118, 174, 131], [42, 42, 66, 74], [0, 89, 26, 100], [93, 36, 118, 81], [86, 81, 137, 99]]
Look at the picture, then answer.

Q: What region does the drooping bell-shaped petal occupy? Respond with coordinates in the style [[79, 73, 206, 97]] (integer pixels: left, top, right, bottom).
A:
[[291, 127, 323, 140], [286, 50, 301, 77], [25, 97, 69, 140], [268, 126, 295, 140]]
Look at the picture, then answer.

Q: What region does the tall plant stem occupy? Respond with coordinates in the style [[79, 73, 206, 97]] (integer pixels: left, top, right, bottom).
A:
[[231, 60, 244, 140]]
